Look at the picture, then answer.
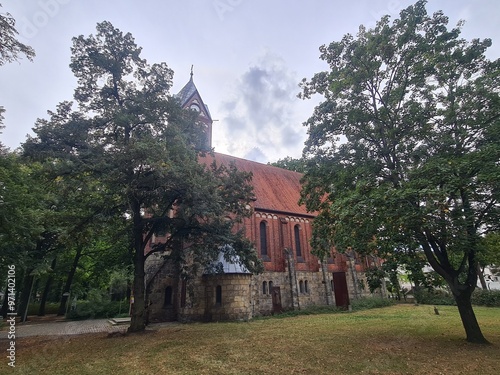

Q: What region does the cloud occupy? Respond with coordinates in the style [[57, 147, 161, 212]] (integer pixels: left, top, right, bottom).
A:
[[216, 51, 306, 163], [244, 147, 267, 163]]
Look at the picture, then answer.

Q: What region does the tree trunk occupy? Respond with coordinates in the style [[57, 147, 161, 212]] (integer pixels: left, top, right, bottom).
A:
[[1, 284, 9, 318], [128, 202, 146, 333], [18, 269, 34, 322], [14, 267, 25, 313], [52, 278, 63, 302], [419, 236, 489, 343], [39, 257, 57, 316], [477, 264, 487, 290], [57, 248, 82, 316], [128, 251, 146, 332], [453, 289, 490, 344]]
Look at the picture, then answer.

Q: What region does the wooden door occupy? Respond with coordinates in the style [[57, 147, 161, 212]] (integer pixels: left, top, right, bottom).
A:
[[333, 272, 349, 309], [271, 286, 283, 314]]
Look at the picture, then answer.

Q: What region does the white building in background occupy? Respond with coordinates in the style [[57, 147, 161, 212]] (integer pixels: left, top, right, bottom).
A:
[[397, 264, 500, 292], [482, 267, 500, 291]]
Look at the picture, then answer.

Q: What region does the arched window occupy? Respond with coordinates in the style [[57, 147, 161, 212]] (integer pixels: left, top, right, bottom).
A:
[[269, 281, 273, 291], [294, 225, 302, 258], [262, 281, 268, 295], [215, 285, 222, 306], [305, 280, 309, 294], [260, 221, 268, 258], [164, 286, 173, 306], [299, 280, 304, 294]]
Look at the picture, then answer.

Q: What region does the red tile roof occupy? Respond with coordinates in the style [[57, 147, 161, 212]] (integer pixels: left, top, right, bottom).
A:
[[200, 152, 315, 217]]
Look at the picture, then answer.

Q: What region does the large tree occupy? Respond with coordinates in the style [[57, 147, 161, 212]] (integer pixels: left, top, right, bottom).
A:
[[0, 3, 34, 66], [24, 21, 261, 332], [50, 175, 131, 316], [269, 156, 307, 173], [0, 154, 47, 318], [1, 3, 35, 149], [299, 1, 499, 344], [478, 232, 500, 278]]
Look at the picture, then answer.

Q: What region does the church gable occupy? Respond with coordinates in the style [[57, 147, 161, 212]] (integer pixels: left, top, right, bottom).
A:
[[176, 70, 213, 149], [176, 72, 212, 122]]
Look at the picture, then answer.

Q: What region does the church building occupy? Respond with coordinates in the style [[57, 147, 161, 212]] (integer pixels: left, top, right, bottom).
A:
[[145, 73, 383, 323]]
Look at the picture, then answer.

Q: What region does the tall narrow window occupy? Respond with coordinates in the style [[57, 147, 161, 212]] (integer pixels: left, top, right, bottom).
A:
[[299, 280, 304, 293], [260, 221, 268, 258], [305, 280, 309, 294], [262, 281, 268, 295], [269, 281, 273, 291], [294, 225, 302, 258], [215, 285, 222, 306], [164, 286, 173, 306]]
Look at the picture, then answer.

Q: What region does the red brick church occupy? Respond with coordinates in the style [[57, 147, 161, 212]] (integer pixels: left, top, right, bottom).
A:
[[145, 73, 384, 322]]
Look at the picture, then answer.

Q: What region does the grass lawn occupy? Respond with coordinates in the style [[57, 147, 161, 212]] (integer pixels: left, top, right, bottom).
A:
[[7, 304, 500, 374]]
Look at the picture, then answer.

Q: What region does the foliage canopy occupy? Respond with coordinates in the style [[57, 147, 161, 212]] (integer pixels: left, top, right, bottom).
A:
[[0, 3, 35, 66], [300, 0, 499, 343], [24, 21, 261, 332]]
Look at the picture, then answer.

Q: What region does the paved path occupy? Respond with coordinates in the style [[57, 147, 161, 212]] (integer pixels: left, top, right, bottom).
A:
[[18, 319, 127, 337], [1, 319, 141, 338]]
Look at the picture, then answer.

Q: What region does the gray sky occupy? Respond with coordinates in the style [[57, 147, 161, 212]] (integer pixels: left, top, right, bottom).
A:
[[1, 0, 499, 163]]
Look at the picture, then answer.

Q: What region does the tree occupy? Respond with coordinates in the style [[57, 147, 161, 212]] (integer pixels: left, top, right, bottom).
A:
[[0, 3, 35, 66], [39, 167, 131, 316], [0, 154, 50, 319], [478, 232, 500, 279], [299, 1, 499, 344], [24, 21, 261, 332], [0, 3, 35, 150], [0, 107, 5, 149], [269, 156, 308, 173]]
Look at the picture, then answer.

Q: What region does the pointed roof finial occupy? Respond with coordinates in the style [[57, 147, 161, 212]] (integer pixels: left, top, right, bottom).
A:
[[190, 65, 194, 80]]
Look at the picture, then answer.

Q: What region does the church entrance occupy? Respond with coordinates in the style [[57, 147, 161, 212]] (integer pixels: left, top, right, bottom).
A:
[[332, 272, 349, 309], [271, 286, 283, 314]]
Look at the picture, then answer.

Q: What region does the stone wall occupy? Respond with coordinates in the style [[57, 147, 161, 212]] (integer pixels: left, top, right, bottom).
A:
[[146, 252, 382, 323], [251, 267, 334, 316], [146, 254, 178, 322], [202, 274, 253, 322]]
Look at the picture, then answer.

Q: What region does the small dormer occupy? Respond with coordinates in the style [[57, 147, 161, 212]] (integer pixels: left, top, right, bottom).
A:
[[176, 67, 213, 149]]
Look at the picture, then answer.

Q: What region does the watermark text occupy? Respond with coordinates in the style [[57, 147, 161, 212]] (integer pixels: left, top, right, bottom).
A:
[[213, 0, 245, 21], [6, 265, 16, 368], [19, 0, 71, 39]]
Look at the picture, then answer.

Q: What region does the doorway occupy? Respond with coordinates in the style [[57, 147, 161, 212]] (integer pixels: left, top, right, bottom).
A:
[[332, 272, 349, 309], [271, 286, 283, 314]]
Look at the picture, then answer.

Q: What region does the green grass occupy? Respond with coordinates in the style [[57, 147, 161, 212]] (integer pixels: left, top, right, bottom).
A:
[[253, 297, 394, 320], [9, 304, 500, 374]]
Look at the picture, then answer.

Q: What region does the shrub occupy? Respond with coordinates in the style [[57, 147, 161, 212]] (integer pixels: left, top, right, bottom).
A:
[[414, 289, 455, 306], [65, 288, 128, 320], [254, 298, 394, 320], [67, 300, 127, 320], [350, 297, 395, 311], [257, 305, 342, 320], [472, 289, 500, 307], [365, 268, 386, 293], [27, 302, 60, 315]]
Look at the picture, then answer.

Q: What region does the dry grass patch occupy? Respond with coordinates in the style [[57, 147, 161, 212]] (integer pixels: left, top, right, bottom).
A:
[[7, 304, 500, 374]]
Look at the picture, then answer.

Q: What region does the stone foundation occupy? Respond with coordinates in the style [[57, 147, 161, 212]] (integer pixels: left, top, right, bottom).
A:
[[145, 253, 383, 323]]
